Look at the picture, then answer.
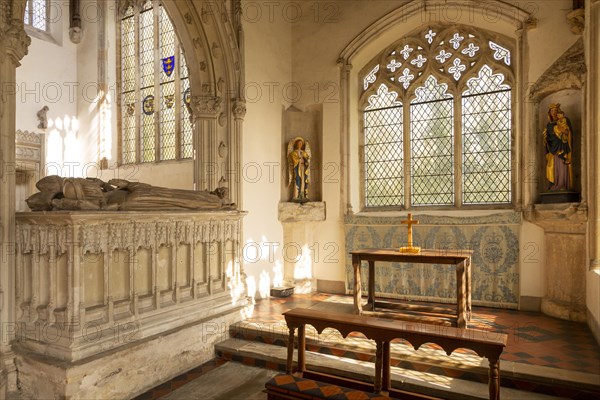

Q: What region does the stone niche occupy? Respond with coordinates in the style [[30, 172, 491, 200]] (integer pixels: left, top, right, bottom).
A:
[[278, 105, 326, 293], [14, 210, 247, 399], [536, 90, 582, 198], [281, 104, 323, 202], [530, 38, 585, 201], [525, 38, 587, 322]]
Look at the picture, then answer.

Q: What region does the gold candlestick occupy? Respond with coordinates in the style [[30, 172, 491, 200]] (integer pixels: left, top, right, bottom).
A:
[[399, 213, 421, 253]]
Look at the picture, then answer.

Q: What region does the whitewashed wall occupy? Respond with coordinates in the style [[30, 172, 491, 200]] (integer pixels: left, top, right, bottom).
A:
[[241, 1, 291, 299], [16, 0, 78, 179]]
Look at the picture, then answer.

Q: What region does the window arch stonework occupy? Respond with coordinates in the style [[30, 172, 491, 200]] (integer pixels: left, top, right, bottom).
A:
[[116, 0, 245, 205]]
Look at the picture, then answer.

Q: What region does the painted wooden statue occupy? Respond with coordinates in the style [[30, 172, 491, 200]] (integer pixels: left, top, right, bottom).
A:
[[287, 137, 311, 202], [543, 103, 573, 191]]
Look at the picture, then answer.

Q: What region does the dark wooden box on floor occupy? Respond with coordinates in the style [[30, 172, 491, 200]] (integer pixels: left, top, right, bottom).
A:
[[271, 286, 295, 298]]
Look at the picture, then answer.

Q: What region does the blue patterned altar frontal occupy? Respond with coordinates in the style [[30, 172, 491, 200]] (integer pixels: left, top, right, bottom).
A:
[[344, 213, 521, 309], [162, 56, 175, 77]]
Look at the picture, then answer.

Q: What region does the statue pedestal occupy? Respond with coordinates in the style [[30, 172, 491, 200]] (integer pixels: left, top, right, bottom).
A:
[[278, 202, 326, 293], [524, 203, 587, 322], [539, 191, 580, 204]]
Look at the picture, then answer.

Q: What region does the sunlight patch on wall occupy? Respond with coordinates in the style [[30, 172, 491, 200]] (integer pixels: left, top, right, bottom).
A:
[[227, 259, 246, 307], [259, 270, 271, 299], [45, 115, 80, 177], [246, 275, 257, 303], [273, 260, 283, 287], [99, 92, 112, 162], [292, 244, 314, 293]]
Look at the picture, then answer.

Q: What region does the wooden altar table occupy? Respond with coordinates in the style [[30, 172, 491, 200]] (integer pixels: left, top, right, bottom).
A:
[[350, 249, 472, 328]]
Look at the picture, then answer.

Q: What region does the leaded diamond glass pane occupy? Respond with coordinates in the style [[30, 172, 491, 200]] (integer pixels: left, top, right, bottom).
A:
[[160, 81, 176, 160], [462, 88, 512, 204], [30, 0, 48, 31], [122, 91, 136, 164], [140, 9, 154, 89], [140, 87, 155, 163], [364, 104, 403, 207], [121, 15, 135, 93], [181, 78, 193, 159], [410, 76, 454, 206]]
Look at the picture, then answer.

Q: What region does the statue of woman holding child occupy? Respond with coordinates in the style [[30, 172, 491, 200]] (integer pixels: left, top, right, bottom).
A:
[[543, 103, 573, 191]]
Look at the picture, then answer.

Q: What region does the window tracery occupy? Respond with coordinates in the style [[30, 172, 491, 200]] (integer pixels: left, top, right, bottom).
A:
[[361, 25, 514, 208]]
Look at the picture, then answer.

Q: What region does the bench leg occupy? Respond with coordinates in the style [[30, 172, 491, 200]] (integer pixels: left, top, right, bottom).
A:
[[374, 341, 383, 393], [382, 341, 390, 391], [488, 357, 500, 400], [368, 260, 375, 311], [298, 324, 306, 373], [286, 326, 295, 374], [456, 261, 467, 328], [353, 255, 363, 315]]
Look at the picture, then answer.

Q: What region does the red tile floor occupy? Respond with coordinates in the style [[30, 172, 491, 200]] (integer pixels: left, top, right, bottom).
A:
[[136, 293, 600, 399], [244, 293, 600, 374]]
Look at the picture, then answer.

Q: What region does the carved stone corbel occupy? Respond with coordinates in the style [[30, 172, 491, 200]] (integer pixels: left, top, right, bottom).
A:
[[190, 95, 222, 118], [1, 18, 31, 64], [69, 0, 83, 44], [232, 99, 246, 120]]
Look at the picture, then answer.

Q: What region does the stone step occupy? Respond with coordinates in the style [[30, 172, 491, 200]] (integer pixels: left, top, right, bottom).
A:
[[215, 338, 568, 400], [229, 320, 600, 399]]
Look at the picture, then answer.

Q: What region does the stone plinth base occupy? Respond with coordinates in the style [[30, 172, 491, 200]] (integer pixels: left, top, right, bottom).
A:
[[541, 297, 586, 322], [14, 307, 243, 400], [539, 191, 580, 203], [278, 201, 325, 222], [525, 203, 587, 322]]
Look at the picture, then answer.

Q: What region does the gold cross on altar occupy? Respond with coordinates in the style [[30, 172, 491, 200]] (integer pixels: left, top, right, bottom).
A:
[[399, 213, 421, 253]]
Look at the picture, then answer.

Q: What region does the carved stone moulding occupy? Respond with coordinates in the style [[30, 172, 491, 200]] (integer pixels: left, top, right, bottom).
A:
[[528, 39, 585, 102], [190, 95, 222, 117]]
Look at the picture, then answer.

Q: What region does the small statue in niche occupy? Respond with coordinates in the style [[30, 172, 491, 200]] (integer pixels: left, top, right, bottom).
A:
[[287, 137, 311, 202], [36, 106, 49, 129], [543, 103, 573, 191]]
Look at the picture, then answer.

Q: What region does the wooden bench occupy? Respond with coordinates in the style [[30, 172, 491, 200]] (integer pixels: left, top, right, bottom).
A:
[[283, 308, 507, 400]]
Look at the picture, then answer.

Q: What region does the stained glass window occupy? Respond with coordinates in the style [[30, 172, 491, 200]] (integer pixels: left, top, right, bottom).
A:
[[119, 0, 193, 164], [24, 0, 49, 32], [361, 25, 513, 208]]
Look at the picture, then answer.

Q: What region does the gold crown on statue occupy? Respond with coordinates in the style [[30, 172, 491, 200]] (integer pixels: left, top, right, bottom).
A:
[[548, 103, 561, 110]]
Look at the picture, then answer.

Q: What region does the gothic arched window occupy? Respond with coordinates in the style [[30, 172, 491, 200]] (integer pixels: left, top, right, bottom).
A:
[[24, 0, 50, 32], [361, 25, 513, 208], [119, 0, 193, 164]]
